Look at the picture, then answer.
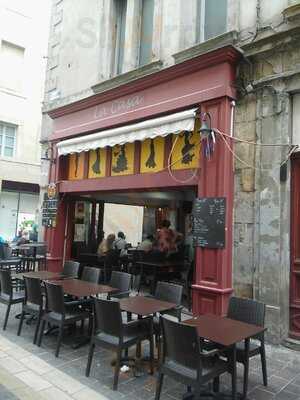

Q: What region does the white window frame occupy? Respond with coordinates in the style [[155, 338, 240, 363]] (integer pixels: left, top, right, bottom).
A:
[[114, 0, 127, 76], [196, 0, 228, 43], [0, 122, 17, 158]]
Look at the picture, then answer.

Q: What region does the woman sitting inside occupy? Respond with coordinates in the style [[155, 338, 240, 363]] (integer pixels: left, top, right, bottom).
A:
[[97, 233, 116, 257]]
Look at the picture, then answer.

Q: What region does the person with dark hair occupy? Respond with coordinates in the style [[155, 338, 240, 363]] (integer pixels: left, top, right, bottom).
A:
[[114, 231, 127, 256]]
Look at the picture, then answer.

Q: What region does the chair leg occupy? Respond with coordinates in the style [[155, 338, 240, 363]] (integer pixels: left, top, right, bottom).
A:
[[3, 304, 11, 330], [55, 325, 64, 357], [260, 344, 268, 386], [17, 310, 25, 336], [242, 359, 250, 399], [33, 313, 42, 345], [213, 376, 220, 393], [38, 320, 46, 347], [155, 372, 164, 400], [85, 342, 95, 377], [113, 348, 122, 390], [149, 336, 154, 375]]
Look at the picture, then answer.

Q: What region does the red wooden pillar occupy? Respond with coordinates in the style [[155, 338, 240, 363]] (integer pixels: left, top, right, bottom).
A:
[[192, 97, 234, 316], [44, 144, 70, 272]]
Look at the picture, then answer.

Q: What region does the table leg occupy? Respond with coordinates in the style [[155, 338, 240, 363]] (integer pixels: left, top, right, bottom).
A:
[[232, 343, 237, 400], [242, 339, 250, 399]]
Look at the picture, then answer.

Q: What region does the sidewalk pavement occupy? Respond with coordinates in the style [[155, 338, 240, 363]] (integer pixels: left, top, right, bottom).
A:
[[0, 304, 300, 399]]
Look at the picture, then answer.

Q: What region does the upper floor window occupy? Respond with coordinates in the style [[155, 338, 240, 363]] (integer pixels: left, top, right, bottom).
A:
[[0, 122, 17, 158], [196, 0, 227, 43], [114, 0, 127, 75], [0, 41, 25, 93], [139, 0, 155, 66]]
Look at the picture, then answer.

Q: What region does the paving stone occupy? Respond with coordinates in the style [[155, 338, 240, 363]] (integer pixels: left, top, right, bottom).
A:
[[275, 390, 300, 399], [15, 370, 52, 391], [44, 369, 85, 394], [0, 356, 27, 374], [39, 386, 74, 400]]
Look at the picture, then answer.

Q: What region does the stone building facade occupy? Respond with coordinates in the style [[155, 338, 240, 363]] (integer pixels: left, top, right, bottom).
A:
[[42, 0, 300, 343], [0, 0, 50, 239]]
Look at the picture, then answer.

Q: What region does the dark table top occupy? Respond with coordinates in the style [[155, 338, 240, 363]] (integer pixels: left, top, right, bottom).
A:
[[120, 296, 176, 316], [136, 260, 188, 268], [49, 278, 117, 297], [12, 242, 46, 249], [184, 314, 266, 347], [20, 271, 63, 281]]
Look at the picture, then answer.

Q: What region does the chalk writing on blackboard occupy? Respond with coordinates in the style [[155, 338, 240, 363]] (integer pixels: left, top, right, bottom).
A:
[[192, 197, 226, 249]]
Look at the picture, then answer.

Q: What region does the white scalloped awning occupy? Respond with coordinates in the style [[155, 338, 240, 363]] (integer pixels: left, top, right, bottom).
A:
[[57, 108, 198, 156]]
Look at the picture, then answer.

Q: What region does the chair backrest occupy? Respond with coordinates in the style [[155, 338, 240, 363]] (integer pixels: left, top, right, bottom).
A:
[[63, 260, 80, 278], [24, 277, 43, 307], [81, 266, 101, 284], [2, 245, 12, 260], [94, 298, 123, 338], [155, 281, 183, 305], [44, 282, 65, 314], [110, 271, 131, 292], [36, 246, 47, 256], [227, 296, 265, 327], [161, 316, 201, 372], [0, 270, 12, 297]]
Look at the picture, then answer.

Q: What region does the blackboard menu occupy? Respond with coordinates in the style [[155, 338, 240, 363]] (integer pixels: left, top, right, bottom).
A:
[[42, 193, 58, 228], [192, 197, 226, 248]]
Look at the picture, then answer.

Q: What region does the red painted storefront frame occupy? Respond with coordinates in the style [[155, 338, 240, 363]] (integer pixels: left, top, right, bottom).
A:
[[46, 45, 241, 316]]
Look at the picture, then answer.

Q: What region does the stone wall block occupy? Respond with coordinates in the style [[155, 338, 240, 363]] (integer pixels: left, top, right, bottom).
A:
[[234, 192, 255, 223], [241, 168, 255, 192], [235, 120, 257, 141], [234, 142, 255, 170]]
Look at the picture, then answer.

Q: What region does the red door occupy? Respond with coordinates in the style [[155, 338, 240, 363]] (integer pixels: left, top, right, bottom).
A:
[[290, 156, 300, 338]]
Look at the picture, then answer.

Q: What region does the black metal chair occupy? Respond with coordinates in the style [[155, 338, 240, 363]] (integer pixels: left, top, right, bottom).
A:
[[35, 246, 47, 271], [63, 260, 80, 278], [81, 266, 101, 284], [0, 270, 25, 330], [155, 316, 234, 400], [227, 296, 267, 398], [169, 261, 194, 311], [17, 276, 43, 344], [0, 243, 22, 272], [86, 298, 154, 390], [108, 271, 132, 299], [153, 281, 183, 321], [38, 281, 92, 357]]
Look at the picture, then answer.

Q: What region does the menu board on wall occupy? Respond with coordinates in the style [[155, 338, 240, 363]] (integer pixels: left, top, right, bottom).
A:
[[42, 194, 58, 228], [192, 197, 226, 248]]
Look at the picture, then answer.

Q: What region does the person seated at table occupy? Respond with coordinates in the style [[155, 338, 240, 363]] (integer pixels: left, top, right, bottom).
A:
[[97, 233, 116, 257], [29, 224, 38, 242], [16, 230, 30, 246], [0, 235, 7, 244], [137, 235, 154, 253], [156, 219, 179, 255], [114, 231, 127, 257]]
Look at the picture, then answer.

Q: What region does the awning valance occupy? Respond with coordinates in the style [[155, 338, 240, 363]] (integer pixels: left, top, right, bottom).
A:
[[57, 108, 198, 156]]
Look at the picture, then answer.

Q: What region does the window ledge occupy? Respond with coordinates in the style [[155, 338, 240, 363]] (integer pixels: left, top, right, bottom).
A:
[[91, 60, 163, 95], [172, 31, 239, 65], [283, 3, 300, 21]]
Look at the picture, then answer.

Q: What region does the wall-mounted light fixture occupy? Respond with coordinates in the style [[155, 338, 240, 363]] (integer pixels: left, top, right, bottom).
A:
[[41, 146, 56, 164], [199, 112, 212, 139]]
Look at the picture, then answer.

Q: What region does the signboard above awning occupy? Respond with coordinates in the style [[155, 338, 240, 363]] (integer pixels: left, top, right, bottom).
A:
[[57, 108, 198, 156]]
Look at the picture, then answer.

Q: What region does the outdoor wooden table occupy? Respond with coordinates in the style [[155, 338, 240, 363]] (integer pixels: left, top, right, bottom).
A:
[[120, 296, 177, 365], [15, 271, 63, 281], [135, 260, 188, 293], [183, 314, 267, 400], [120, 295, 176, 316], [49, 278, 117, 297]]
